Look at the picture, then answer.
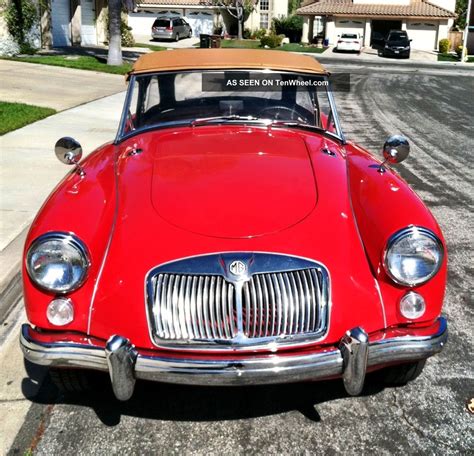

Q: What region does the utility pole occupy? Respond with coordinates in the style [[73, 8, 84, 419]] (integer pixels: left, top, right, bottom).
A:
[[461, 0, 473, 62]]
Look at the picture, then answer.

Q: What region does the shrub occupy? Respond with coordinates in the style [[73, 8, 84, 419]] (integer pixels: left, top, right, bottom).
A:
[[4, 0, 39, 54], [121, 23, 135, 47], [455, 45, 465, 58], [260, 33, 283, 48], [438, 38, 450, 53], [272, 15, 303, 43], [243, 28, 252, 39], [251, 28, 267, 40]]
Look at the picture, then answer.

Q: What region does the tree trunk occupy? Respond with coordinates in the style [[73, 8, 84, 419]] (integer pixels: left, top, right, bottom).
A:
[[108, 0, 123, 66], [237, 5, 243, 40], [13, 0, 25, 44]]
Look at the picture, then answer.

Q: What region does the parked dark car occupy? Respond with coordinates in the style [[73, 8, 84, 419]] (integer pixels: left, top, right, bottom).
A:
[[381, 30, 411, 59], [152, 17, 192, 41]]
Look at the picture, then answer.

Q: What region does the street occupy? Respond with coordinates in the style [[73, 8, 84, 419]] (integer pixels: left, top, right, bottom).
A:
[[2, 62, 473, 455]]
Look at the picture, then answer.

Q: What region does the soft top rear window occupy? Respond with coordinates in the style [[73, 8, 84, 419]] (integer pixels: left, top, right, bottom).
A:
[[341, 34, 358, 39]]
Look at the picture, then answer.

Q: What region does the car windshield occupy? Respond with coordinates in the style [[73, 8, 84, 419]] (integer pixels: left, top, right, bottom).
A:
[[341, 34, 358, 39], [388, 32, 408, 41], [119, 70, 342, 140]]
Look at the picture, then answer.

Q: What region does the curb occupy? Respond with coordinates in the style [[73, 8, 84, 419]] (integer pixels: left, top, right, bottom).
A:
[[0, 227, 28, 324], [307, 53, 474, 71]]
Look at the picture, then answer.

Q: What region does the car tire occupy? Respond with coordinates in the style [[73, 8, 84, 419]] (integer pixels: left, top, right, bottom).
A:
[[175, 33, 179, 42], [49, 368, 107, 394], [377, 360, 426, 385], [188, 30, 192, 38]]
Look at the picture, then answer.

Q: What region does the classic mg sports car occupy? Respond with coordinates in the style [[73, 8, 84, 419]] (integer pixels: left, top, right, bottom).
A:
[[20, 50, 447, 401]]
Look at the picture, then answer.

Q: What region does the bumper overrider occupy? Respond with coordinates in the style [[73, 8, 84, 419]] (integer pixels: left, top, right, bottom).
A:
[[20, 318, 447, 401]]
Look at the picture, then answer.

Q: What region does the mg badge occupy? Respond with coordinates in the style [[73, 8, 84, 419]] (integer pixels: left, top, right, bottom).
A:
[[229, 260, 247, 277]]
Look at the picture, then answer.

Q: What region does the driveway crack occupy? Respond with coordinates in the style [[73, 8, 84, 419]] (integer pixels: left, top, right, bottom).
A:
[[391, 390, 459, 451]]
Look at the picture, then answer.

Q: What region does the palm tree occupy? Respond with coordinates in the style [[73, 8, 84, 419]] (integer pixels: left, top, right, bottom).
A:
[[108, 0, 123, 66]]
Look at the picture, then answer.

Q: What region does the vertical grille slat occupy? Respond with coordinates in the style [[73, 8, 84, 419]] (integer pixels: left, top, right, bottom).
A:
[[241, 268, 323, 339], [150, 265, 326, 344]]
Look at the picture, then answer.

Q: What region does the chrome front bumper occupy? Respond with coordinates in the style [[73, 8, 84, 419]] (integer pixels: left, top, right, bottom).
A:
[[20, 318, 447, 401]]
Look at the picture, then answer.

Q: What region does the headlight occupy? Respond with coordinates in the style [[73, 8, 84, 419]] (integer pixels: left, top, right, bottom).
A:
[[26, 232, 90, 293], [383, 226, 443, 286]]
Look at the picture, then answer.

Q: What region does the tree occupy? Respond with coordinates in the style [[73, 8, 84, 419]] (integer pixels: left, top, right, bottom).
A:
[[107, 0, 123, 65], [455, 0, 468, 29], [288, 0, 302, 15], [210, 1, 257, 39]]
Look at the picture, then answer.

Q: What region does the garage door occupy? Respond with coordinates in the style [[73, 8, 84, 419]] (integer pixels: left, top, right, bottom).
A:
[[81, 0, 97, 45], [128, 10, 183, 38], [335, 18, 365, 42], [407, 21, 437, 50], [51, 0, 70, 46], [185, 11, 214, 37]]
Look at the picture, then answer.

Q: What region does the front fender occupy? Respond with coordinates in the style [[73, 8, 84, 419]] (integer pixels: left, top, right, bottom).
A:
[[22, 143, 117, 333], [346, 142, 447, 328]]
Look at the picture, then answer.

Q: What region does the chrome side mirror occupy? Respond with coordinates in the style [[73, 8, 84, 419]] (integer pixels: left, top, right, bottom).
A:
[[383, 135, 410, 164], [55, 137, 85, 176], [377, 135, 410, 173]]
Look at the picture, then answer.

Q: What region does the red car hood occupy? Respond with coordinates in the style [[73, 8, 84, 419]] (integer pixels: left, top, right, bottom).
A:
[[87, 126, 385, 349], [151, 128, 317, 238]]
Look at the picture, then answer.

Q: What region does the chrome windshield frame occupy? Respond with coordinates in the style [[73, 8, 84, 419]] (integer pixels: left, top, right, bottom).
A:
[[115, 69, 345, 144]]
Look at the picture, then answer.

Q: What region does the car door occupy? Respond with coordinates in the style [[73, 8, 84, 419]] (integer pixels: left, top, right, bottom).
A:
[[175, 18, 185, 36]]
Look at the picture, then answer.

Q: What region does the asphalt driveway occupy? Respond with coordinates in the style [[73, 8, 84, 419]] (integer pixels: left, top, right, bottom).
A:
[[3, 63, 474, 455]]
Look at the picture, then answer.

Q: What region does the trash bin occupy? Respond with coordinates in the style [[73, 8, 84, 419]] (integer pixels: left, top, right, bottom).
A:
[[323, 38, 329, 47], [200, 34, 211, 48], [210, 34, 222, 48]]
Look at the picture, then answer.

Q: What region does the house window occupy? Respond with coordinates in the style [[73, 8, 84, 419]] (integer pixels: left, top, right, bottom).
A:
[[260, 13, 269, 29], [260, 0, 269, 12]]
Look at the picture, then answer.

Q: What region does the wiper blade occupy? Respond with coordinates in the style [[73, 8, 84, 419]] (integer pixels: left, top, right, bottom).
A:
[[268, 120, 325, 132], [190, 116, 325, 133], [191, 115, 260, 126]]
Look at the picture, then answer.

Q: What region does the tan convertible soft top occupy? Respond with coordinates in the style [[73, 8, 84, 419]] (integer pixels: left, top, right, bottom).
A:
[[129, 49, 328, 77]]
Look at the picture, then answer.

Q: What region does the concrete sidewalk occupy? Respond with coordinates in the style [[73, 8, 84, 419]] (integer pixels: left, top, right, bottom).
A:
[[0, 92, 126, 321], [0, 60, 126, 111]]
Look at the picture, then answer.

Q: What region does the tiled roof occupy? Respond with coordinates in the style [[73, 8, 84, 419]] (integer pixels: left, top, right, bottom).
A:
[[138, 0, 209, 6], [297, 0, 456, 18]]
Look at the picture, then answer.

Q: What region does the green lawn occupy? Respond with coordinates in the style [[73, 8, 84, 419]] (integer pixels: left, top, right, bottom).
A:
[[0, 102, 56, 135], [437, 53, 474, 63], [135, 42, 168, 52], [280, 43, 326, 53], [220, 39, 327, 53], [1, 55, 132, 75], [221, 39, 260, 49], [437, 53, 459, 62]]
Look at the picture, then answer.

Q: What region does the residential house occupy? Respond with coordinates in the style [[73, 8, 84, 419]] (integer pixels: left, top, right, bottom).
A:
[[42, 0, 108, 47], [297, 0, 457, 51], [128, 0, 289, 39]]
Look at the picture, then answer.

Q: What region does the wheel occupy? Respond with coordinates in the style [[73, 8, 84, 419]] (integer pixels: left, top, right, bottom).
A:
[[405, 52, 410, 59], [175, 33, 179, 42], [188, 30, 192, 38], [49, 368, 107, 394], [377, 360, 426, 386]]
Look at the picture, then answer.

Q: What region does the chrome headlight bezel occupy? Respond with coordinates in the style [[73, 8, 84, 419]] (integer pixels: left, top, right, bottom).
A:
[[383, 226, 444, 287], [26, 232, 90, 294]]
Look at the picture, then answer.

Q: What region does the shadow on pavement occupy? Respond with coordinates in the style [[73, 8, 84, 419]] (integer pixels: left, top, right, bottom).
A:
[[24, 368, 386, 425], [37, 46, 145, 63]]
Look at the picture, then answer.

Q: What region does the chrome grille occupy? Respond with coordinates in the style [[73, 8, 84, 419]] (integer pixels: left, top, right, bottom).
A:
[[242, 269, 322, 338], [152, 274, 237, 340], [146, 253, 329, 350]]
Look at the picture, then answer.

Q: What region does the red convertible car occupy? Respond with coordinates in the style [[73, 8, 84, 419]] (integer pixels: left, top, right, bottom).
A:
[[20, 50, 447, 401]]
